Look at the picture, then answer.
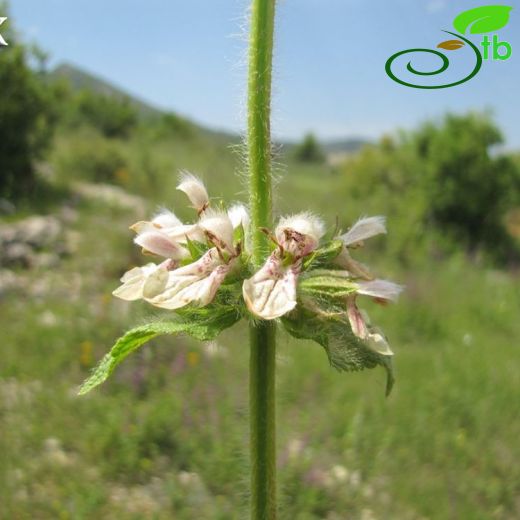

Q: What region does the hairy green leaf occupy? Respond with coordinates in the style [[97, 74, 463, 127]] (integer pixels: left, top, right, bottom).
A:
[[453, 5, 512, 34], [282, 308, 394, 396], [79, 306, 240, 395]]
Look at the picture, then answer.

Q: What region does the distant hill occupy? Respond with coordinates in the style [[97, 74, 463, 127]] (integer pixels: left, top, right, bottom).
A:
[[322, 138, 370, 153], [50, 63, 162, 119], [49, 62, 368, 152]]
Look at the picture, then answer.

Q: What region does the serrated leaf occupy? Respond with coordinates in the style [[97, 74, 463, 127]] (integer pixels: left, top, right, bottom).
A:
[[453, 5, 512, 34], [281, 308, 394, 396], [79, 306, 240, 395], [437, 39, 465, 50]]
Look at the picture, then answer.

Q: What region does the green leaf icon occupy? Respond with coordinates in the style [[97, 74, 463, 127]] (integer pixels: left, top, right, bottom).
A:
[[453, 5, 513, 34]]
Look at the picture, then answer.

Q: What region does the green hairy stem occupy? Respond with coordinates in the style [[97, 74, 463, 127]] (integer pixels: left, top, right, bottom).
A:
[[247, 0, 277, 518]]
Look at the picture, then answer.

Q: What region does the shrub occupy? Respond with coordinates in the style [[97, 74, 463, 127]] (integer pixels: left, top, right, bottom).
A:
[[0, 11, 57, 197]]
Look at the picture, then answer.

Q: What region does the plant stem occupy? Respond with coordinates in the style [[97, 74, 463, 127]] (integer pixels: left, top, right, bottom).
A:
[[247, 0, 277, 518]]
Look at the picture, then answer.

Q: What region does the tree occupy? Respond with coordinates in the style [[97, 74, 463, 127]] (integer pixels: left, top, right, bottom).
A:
[[294, 132, 325, 163], [71, 90, 137, 138], [0, 7, 57, 197], [413, 112, 520, 260]]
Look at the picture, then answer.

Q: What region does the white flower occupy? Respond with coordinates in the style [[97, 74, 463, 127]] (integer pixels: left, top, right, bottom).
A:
[[340, 216, 386, 247], [356, 279, 403, 302], [134, 229, 188, 259], [244, 213, 324, 320], [275, 212, 325, 257], [113, 261, 172, 301], [242, 254, 298, 320], [228, 204, 249, 230], [147, 248, 232, 310], [176, 171, 209, 213], [199, 209, 234, 252]]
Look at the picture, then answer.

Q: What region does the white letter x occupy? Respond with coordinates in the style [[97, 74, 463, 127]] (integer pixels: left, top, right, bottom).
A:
[[0, 18, 8, 46]]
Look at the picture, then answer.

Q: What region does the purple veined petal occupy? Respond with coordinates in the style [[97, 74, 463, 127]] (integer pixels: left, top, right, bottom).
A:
[[242, 253, 299, 320], [147, 248, 230, 310], [346, 296, 368, 339]]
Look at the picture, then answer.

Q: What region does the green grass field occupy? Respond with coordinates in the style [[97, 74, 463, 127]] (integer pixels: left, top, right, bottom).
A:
[[1, 125, 520, 519]]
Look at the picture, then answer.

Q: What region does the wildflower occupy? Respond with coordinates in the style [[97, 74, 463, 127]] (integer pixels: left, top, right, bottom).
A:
[[177, 171, 209, 214], [84, 173, 402, 397], [114, 176, 241, 311], [243, 213, 324, 320]]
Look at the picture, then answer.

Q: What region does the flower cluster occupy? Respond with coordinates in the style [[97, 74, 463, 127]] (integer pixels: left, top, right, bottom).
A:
[[113, 173, 402, 392]]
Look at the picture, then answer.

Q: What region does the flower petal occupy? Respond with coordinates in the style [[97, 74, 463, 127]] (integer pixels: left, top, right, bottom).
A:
[[164, 223, 206, 244], [356, 279, 404, 302], [366, 330, 394, 356], [340, 216, 386, 246], [113, 263, 169, 301], [134, 230, 187, 259], [152, 209, 183, 229], [228, 204, 250, 229], [346, 296, 368, 338], [177, 171, 209, 212], [199, 209, 234, 251], [242, 254, 298, 320], [147, 248, 229, 310]]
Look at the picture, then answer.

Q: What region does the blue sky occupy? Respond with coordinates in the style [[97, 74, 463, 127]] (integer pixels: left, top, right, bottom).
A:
[[8, 0, 520, 146]]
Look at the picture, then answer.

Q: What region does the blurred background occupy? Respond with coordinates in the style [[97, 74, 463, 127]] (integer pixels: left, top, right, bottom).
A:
[[1, 1, 520, 519]]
